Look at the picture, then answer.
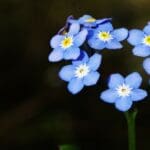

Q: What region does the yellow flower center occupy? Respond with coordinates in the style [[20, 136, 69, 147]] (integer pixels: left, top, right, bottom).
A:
[[98, 31, 112, 42], [143, 35, 150, 46], [85, 18, 96, 23], [60, 36, 73, 49]]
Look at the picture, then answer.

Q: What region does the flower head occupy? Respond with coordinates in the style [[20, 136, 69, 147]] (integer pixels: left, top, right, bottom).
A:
[[143, 57, 150, 74], [59, 53, 102, 94], [88, 22, 128, 50], [128, 23, 150, 57], [48, 23, 88, 62], [100, 72, 147, 112], [68, 15, 112, 28]]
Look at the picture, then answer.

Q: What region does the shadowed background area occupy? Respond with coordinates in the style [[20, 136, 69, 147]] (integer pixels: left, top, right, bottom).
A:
[[0, 0, 150, 149]]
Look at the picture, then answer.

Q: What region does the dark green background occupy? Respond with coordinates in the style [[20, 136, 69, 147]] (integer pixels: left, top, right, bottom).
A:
[[0, 0, 150, 149]]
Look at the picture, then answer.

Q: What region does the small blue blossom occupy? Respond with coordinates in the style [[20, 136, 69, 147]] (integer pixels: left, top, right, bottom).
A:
[[48, 23, 88, 62], [88, 22, 128, 50], [143, 57, 150, 74], [59, 53, 102, 94], [100, 72, 147, 112], [68, 14, 112, 28], [128, 23, 150, 57]]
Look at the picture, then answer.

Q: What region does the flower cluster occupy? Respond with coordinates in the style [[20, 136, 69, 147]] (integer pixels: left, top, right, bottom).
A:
[[48, 15, 148, 112]]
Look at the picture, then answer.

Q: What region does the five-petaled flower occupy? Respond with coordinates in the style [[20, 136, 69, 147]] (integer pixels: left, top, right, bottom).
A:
[[59, 53, 102, 94], [128, 23, 150, 57], [143, 57, 150, 74], [68, 14, 112, 28], [100, 72, 147, 112], [88, 22, 128, 50], [48, 23, 87, 62]]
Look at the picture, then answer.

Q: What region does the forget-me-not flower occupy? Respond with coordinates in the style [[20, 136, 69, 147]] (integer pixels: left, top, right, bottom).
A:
[[100, 72, 147, 112], [128, 23, 150, 57], [48, 23, 87, 62], [68, 14, 112, 28], [143, 58, 150, 74], [88, 22, 128, 50], [59, 53, 102, 94]]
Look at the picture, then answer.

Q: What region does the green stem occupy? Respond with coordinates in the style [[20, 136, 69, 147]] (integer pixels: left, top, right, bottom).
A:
[[125, 109, 138, 150]]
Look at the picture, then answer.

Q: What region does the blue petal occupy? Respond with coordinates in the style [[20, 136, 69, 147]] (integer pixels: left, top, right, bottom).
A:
[[88, 38, 105, 50], [59, 65, 75, 82], [143, 24, 150, 34], [112, 28, 128, 41], [68, 19, 78, 24], [131, 89, 147, 101], [74, 29, 88, 46], [96, 18, 112, 24], [87, 29, 95, 39], [127, 29, 144, 46], [84, 22, 97, 27], [48, 48, 63, 62], [106, 39, 122, 49], [50, 35, 63, 48], [100, 89, 118, 103], [97, 22, 113, 32], [133, 45, 150, 57], [88, 53, 102, 71], [115, 97, 132, 112], [108, 74, 124, 89], [72, 51, 89, 66], [125, 72, 142, 89], [67, 78, 84, 94], [64, 47, 80, 60], [143, 58, 150, 74], [83, 71, 100, 86], [68, 23, 80, 35]]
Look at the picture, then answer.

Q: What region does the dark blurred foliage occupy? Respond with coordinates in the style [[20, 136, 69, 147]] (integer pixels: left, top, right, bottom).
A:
[[0, 0, 150, 149]]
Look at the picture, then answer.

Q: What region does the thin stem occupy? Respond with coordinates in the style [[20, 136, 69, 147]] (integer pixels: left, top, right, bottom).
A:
[[124, 109, 137, 150]]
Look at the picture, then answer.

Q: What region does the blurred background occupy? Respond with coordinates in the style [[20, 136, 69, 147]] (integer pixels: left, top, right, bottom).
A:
[[0, 0, 150, 149]]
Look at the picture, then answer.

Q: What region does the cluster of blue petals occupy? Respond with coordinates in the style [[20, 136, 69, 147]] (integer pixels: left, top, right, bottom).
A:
[[48, 23, 87, 62], [127, 23, 150, 83], [48, 14, 149, 112], [100, 72, 147, 111], [88, 22, 128, 50], [68, 15, 112, 28], [59, 53, 101, 94], [128, 23, 150, 57]]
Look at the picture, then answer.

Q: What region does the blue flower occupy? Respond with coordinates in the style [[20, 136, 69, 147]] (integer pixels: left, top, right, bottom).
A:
[[88, 22, 128, 50], [100, 72, 147, 112], [59, 53, 102, 94], [128, 23, 150, 57], [143, 57, 150, 74], [48, 23, 88, 62], [68, 15, 112, 28]]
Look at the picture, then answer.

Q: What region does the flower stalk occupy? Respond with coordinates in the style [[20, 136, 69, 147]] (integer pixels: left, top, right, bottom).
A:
[[125, 109, 138, 150]]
